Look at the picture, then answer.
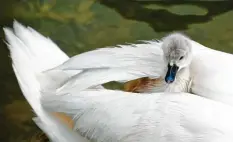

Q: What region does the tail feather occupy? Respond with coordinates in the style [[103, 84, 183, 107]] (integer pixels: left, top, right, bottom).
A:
[[11, 21, 79, 91], [9, 21, 101, 92], [12, 20, 69, 71], [4, 22, 88, 142]]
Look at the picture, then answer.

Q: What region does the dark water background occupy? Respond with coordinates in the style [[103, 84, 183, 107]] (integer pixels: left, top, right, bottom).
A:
[[1, 0, 233, 141]]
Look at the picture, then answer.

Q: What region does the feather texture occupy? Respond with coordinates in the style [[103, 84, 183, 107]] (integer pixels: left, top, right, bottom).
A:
[[42, 89, 233, 142], [4, 21, 88, 142], [47, 40, 166, 94]]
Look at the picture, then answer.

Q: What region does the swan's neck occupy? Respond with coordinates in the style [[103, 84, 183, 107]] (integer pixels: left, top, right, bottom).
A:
[[165, 66, 192, 93]]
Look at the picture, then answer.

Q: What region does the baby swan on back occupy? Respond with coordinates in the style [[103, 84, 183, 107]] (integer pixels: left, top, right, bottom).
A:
[[162, 33, 193, 92], [125, 33, 193, 93]]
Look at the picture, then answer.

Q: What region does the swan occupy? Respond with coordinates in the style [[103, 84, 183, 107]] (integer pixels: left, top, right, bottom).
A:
[[5, 21, 233, 142], [50, 31, 233, 106]]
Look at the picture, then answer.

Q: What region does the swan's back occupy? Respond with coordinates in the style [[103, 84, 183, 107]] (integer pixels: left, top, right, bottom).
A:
[[42, 90, 233, 142], [190, 40, 233, 105]]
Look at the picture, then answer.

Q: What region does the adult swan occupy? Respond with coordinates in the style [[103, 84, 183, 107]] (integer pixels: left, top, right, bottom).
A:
[[4, 21, 233, 142]]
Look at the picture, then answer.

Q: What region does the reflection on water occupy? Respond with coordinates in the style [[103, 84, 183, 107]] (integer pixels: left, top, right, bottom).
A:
[[0, 0, 233, 141], [100, 0, 233, 31]]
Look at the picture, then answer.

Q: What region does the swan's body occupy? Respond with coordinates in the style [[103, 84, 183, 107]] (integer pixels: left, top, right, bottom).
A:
[[5, 21, 233, 142], [42, 90, 233, 142], [190, 45, 233, 105]]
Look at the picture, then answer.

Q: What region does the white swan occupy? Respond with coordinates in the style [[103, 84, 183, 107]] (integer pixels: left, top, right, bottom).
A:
[[50, 31, 233, 106], [5, 21, 233, 142]]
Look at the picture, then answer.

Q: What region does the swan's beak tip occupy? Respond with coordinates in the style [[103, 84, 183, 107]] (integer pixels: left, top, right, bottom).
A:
[[166, 80, 174, 84]]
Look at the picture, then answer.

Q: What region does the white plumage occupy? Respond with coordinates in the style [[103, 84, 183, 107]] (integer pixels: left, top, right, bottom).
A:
[[49, 40, 166, 94], [42, 90, 233, 142], [4, 21, 88, 142], [5, 21, 233, 142], [50, 31, 233, 106]]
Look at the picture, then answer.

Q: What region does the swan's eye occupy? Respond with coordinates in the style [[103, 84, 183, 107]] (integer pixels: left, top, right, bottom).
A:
[[179, 56, 184, 60]]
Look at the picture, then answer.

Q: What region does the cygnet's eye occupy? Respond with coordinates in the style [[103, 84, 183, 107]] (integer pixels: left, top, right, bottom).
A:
[[179, 56, 184, 60]]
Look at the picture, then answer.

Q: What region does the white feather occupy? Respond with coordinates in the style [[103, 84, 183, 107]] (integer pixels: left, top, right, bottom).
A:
[[4, 21, 89, 142], [42, 89, 233, 142], [189, 41, 233, 105], [53, 33, 233, 106], [48, 40, 166, 94], [6, 21, 233, 142]]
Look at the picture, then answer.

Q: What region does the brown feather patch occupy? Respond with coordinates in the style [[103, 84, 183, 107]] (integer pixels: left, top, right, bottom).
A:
[[53, 112, 74, 129], [124, 77, 163, 93]]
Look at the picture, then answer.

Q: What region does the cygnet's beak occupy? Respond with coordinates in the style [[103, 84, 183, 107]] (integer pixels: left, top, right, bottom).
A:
[[165, 63, 179, 84]]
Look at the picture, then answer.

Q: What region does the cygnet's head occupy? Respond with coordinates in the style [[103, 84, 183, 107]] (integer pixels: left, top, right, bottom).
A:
[[161, 33, 192, 84]]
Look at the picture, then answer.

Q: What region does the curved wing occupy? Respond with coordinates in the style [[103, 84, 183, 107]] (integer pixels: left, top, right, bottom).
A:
[[49, 41, 166, 94], [54, 41, 164, 71], [42, 90, 233, 142]]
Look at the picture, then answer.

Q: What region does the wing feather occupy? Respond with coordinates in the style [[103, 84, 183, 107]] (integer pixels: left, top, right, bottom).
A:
[[48, 41, 166, 94], [42, 90, 233, 142]]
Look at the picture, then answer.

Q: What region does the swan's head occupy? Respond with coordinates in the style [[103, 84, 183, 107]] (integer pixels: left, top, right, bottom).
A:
[[161, 33, 192, 84]]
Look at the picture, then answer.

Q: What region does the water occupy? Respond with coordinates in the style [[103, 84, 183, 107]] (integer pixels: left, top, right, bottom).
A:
[[0, 0, 233, 141]]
